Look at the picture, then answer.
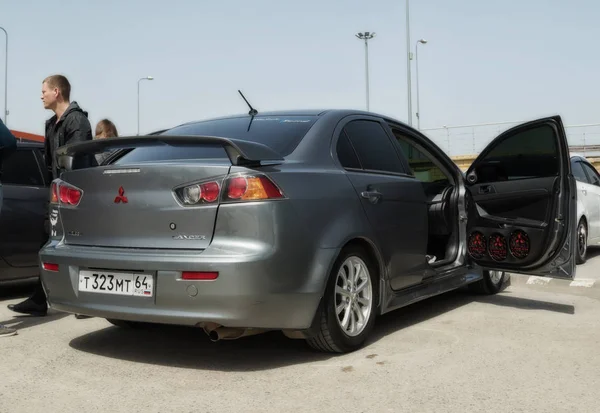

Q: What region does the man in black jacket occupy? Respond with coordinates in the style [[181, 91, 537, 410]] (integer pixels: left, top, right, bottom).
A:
[[8, 74, 94, 316]]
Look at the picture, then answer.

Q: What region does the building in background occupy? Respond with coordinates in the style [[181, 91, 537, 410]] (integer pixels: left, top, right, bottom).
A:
[[9, 129, 44, 142]]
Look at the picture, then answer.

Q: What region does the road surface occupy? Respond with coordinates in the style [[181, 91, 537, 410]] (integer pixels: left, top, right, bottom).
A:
[[2, 254, 600, 413]]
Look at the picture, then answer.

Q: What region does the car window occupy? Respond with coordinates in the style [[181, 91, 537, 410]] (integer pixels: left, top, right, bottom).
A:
[[115, 116, 318, 164], [114, 144, 229, 164], [395, 135, 449, 185], [343, 120, 404, 174], [473, 124, 558, 183], [335, 130, 361, 169], [581, 162, 600, 186], [2, 149, 43, 186], [571, 160, 589, 183]]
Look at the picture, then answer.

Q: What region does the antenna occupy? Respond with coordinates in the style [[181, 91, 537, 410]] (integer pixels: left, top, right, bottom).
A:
[[238, 90, 258, 116]]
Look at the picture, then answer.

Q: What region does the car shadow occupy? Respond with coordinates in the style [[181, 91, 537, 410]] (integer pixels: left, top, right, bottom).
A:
[[68, 280, 574, 372], [583, 246, 600, 261], [0, 310, 71, 331], [0, 282, 72, 330], [472, 293, 575, 314]]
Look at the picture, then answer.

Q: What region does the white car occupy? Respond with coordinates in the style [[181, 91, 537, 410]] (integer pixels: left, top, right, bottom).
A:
[[570, 153, 600, 263]]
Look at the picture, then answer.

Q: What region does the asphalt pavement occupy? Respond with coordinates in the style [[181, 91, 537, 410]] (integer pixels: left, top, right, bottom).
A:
[[1, 254, 600, 413]]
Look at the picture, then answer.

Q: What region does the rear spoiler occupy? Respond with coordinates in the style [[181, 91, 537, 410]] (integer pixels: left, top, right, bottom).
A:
[[56, 135, 285, 169]]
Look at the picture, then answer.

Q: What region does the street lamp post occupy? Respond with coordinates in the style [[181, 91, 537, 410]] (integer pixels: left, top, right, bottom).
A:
[[406, 0, 412, 126], [415, 39, 427, 130], [137, 76, 153, 135], [356, 32, 376, 111], [0, 27, 7, 126]]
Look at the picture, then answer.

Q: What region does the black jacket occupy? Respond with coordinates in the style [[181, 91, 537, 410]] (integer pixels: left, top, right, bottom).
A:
[[44, 101, 95, 179]]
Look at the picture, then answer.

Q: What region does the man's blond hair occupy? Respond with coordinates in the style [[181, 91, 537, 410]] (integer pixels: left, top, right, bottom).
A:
[[43, 74, 71, 101]]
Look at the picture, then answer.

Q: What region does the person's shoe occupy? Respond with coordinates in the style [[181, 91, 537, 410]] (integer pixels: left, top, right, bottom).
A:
[[74, 314, 92, 319], [8, 298, 47, 316], [0, 325, 17, 337]]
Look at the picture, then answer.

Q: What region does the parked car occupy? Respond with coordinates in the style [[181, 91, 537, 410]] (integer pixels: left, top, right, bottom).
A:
[[0, 141, 50, 284], [570, 153, 600, 264], [39, 111, 577, 353]]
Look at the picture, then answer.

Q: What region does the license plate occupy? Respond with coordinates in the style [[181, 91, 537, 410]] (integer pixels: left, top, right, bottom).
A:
[[78, 270, 154, 297]]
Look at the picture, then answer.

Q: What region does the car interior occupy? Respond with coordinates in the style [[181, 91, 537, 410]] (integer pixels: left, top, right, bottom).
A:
[[393, 132, 459, 268]]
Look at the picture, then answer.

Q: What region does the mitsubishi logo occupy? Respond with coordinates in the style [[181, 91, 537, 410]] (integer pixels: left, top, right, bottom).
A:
[[114, 186, 128, 204]]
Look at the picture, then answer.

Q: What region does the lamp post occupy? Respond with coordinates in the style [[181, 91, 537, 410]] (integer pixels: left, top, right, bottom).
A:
[[415, 39, 427, 130], [0, 27, 7, 126], [356, 32, 376, 111], [137, 76, 153, 135]]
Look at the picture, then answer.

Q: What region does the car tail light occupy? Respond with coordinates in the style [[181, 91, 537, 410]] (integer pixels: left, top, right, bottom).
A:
[[175, 180, 221, 206], [174, 174, 284, 207], [50, 181, 59, 204], [58, 182, 83, 206], [182, 271, 218, 280], [223, 175, 283, 201], [42, 262, 59, 272]]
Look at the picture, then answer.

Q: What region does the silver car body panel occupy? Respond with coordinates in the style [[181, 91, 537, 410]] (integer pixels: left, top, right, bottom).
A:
[[39, 110, 575, 332]]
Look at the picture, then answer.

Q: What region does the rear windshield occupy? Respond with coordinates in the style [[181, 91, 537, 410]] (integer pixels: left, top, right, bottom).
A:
[[113, 115, 317, 164]]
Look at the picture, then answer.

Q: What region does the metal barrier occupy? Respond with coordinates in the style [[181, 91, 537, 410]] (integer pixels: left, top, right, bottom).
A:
[[421, 121, 600, 157]]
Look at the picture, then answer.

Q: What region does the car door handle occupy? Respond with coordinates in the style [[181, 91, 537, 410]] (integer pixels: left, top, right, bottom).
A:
[[479, 185, 495, 194], [361, 190, 383, 204]]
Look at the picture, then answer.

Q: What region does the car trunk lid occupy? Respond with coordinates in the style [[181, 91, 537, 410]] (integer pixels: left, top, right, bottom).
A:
[[58, 162, 230, 249]]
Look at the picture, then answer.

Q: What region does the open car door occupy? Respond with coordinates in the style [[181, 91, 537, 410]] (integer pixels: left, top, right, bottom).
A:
[[464, 115, 576, 279]]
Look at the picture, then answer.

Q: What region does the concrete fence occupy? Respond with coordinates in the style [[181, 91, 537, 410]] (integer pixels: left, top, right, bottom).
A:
[[423, 121, 600, 159], [450, 155, 600, 173]]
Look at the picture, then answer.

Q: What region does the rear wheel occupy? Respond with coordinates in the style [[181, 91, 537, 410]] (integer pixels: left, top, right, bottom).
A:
[[468, 270, 506, 295], [306, 246, 378, 353], [576, 219, 587, 265]]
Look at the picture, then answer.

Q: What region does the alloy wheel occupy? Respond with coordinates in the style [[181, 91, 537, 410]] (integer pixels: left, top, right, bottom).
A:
[[334, 256, 373, 337]]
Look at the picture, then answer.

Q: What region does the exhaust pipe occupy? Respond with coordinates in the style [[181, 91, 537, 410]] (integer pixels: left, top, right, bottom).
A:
[[207, 327, 269, 342]]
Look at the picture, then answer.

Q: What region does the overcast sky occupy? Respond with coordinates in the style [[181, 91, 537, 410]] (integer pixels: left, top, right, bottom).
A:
[[1, 0, 598, 155]]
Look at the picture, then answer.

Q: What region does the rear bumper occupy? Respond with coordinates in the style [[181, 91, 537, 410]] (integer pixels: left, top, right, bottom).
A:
[[39, 241, 337, 330]]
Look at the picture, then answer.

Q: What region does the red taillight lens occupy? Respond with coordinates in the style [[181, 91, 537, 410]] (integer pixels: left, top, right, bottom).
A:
[[227, 177, 248, 199], [225, 175, 283, 201], [181, 271, 218, 280], [200, 182, 220, 202], [177, 180, 221, 206], [59, 184, 82, 206], [42, 262, 59, 272]]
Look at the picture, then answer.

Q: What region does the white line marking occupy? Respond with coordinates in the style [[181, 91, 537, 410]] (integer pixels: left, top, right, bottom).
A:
[[526, 276, 552, 285], [569, 279, 596, 288]]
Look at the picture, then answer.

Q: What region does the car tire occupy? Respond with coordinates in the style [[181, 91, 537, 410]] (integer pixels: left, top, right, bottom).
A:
[[468, 270, 506, 295], [306, 246, 379, 353], [106, 318, 151, 329], [576, 219, 587, 265]]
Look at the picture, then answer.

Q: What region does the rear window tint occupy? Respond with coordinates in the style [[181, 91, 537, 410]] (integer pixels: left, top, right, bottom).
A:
[[114, 144, 228, 164], [114, 115, 317, 164]]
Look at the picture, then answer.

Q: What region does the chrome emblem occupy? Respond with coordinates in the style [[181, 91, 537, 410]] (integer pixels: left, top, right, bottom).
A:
[[173, 234, 206, 240], [103, 168, 141, 174]]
